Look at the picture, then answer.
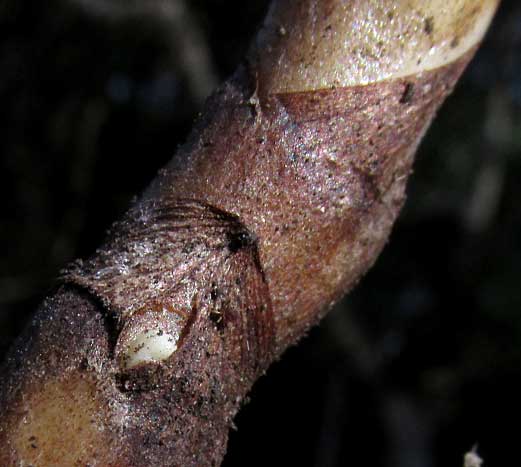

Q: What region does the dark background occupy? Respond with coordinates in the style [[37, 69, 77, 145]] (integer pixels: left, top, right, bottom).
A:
[[1, 1, 520, 466]]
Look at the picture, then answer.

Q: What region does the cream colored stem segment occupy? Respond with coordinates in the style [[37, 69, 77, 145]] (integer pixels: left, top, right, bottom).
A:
[[257, 0, 499, 93]]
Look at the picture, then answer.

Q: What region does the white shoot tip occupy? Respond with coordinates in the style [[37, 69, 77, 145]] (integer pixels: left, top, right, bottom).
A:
[[122, 328, 178, 369]]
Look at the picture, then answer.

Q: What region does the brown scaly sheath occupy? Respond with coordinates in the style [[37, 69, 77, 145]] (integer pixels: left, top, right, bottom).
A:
[[0, 0, 500, 465]]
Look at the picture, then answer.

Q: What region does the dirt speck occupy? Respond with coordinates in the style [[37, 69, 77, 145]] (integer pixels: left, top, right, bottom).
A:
[[400, 82, 415, 104], [424, 16, 434, 35]]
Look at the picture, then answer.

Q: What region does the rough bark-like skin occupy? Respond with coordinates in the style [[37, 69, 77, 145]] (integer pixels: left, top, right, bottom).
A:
[[146, 58, 470, 350], [0, 57, 470, 467], [65, 200, 275, 371], [0, 0, 498, 465]]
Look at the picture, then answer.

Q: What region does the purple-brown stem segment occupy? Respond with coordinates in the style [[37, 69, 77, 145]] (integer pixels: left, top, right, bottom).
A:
[[0, 1, 500, 465]]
